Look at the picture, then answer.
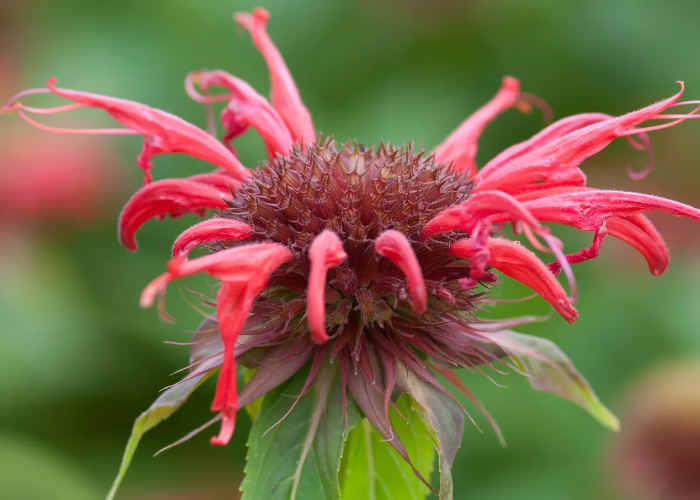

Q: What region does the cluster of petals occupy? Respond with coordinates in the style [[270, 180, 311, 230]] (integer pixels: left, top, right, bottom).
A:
[[4, 5, 700, 449]]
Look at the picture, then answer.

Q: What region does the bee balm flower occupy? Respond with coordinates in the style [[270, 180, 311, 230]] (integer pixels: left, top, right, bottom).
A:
[[4, 6, 700, 498]]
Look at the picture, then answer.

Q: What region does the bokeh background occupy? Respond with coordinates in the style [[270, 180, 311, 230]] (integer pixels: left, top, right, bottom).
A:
[[2, 0, 700, 499]]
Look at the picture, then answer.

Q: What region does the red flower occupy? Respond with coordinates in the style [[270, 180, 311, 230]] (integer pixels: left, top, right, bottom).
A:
[[5, 6, 700, 493]]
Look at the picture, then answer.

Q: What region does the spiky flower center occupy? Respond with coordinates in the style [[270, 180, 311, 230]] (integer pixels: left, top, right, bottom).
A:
[[221, 139, 486, 362]]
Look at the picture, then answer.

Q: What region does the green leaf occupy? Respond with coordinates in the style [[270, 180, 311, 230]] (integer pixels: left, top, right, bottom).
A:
[[395, 368, 464, 500], [493, 331, 620, 431], [106, 368, 216, 500], [241, 362, 362, 500], [243, 367, 264, 420], [340, 394, 435, 500]]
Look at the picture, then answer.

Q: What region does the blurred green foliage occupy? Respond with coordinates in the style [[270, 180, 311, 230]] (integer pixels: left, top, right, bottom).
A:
[[1, 0, 699, 498]]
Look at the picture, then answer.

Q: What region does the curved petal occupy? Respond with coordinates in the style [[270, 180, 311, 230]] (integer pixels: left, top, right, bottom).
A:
[[474, 83, 685, 193], [187, 70, 293, 157], [479, 113, 612, 179], [140, 243, 293, 446], [606, 215, 669, 276], [185, 172, 242, 193], [496, 188, 678, 275], [172, 218, 253, 257], [512, 190, 700, 231], [17, 79, 250, 184], [421, 191, 576, 298], [307, 230, 347, 343], [118, 179, 231, 252], [375, 230, 427, 313], [141, 243, 293, 305], [234, 8, 315, 144], [433, 76, 522, 178], [422, 190, 545, 240], [450, 238, 578, 323]]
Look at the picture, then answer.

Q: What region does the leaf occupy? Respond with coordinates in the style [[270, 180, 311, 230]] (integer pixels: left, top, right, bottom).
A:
[[243, 367, 264, 420], [106, 368, 217, 500], [241, 362, 362, 500], [395, 367, 464, 500], [485, 330, 620, 431], [340, 394, 436, 500]]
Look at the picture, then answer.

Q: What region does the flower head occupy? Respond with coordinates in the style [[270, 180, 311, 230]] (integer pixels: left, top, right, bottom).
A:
[[5, 6, 700, 497]]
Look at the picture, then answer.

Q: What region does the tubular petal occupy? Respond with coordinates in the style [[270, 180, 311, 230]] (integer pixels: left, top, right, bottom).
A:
[[514, 190, 700, 231], [375, 230, 427, 313], [141, 243, 293, 306], [450, 238, 578, 323], [421, 191, 576, 299], [474, 83, 686, 193], [185, 172, 242, 193], [307, 230, 348, 343], [547, 215, 670, 276], [209, 281, 248, 445], [422, 190, 548, 240], [509, 187, 670, 275], [140, 243, 293, 445], [606, 215, 669, 275], [12, 79, 250, 184], [118, 179, 231, 252], [500, 190, 699, 274], [234, 8, 315, 144], [186, 70, 293, 157], [480, 113, 612, 178], [172, 218, 253, 257], [433, 76, 522, 178]]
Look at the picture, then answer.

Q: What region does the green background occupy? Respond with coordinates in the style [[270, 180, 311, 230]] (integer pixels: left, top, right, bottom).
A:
[[1, 0, 699, 498]]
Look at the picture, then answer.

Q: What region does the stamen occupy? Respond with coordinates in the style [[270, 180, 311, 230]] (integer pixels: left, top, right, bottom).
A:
[[621, 105, 700, 135], [517, 91, 553, 123], [1, 87, 51, 111], [626, 136, 655, 181], [14, 103, 85, 114], [15, 110, 139, 135], [185, 72, 230, 104]]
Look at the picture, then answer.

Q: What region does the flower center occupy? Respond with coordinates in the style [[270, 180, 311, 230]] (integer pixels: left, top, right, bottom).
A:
[[221, 139, 490, 355]]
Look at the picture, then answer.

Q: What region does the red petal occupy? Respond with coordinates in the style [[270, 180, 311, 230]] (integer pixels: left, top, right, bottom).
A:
[[43, 79, 250, 183], [141, 243, 293, 306], [606, 215, 668, 276], [375, 230, 427, 313], [433, 76, 522, 178], [209, 281, 248, 445], [479, 113, 612, 179], [187, 70, 293, 157], [422, 189, 544, 240], [421, 190, 577, 298], [497, 187, 674, 275], [118, 179, 230, 252], [510, 190, 700, 231], [185, 172, 242, 193], [450, 238, 578, 323], [172, 218, 253, 257], [234, 8, 315, 145], [139, 243, 293, 446], [307, 230, 347, 343], [474, 84, 685, 193]]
